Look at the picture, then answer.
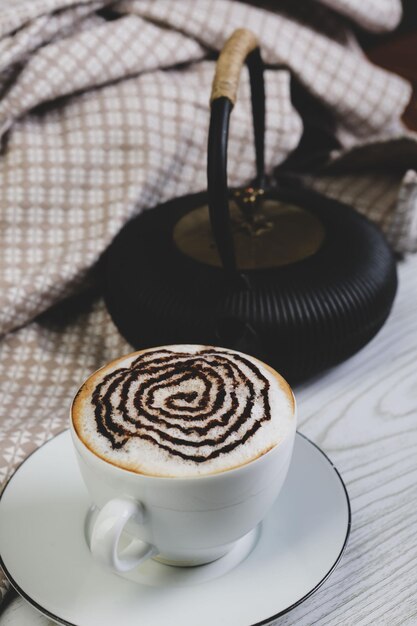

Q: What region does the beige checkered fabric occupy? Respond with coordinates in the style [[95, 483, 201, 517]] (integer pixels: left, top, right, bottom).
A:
[[0, 0, 416, 606], [318, 0, 402, 32]]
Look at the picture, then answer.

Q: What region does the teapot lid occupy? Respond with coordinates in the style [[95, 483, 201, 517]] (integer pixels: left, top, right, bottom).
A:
[[173, 193, 325, 271]]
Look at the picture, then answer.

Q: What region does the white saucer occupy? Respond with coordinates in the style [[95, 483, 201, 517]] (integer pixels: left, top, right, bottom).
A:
[[0, 431, 350, 626]]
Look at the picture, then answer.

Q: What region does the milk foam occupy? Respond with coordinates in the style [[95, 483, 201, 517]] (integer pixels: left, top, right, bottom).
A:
[[72, 345, 295, 477]]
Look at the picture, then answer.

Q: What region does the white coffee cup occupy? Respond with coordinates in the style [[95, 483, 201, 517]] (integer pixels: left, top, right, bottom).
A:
[[70, 408, 296, 573]]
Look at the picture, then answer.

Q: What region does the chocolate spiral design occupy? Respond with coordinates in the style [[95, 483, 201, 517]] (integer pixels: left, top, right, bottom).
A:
[[92, 348, 271, 463]]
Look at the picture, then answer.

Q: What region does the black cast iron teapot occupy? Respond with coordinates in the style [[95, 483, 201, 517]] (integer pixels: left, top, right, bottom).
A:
[[104, 29, 397, 383]]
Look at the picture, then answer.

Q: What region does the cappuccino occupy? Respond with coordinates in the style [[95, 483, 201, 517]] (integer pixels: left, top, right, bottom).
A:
[[72, 345, 295, 477]]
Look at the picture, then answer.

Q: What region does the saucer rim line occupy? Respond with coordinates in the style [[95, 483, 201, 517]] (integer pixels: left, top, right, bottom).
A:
[[253, 431, 352, 626], [0, 430, 352, 626]]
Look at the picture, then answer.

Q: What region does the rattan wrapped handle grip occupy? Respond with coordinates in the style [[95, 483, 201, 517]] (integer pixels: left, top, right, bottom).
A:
[[210, 29, 258, 105]]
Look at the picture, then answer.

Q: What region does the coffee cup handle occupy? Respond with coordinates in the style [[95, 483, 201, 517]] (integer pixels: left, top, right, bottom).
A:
[[90, 498, 158, 572]]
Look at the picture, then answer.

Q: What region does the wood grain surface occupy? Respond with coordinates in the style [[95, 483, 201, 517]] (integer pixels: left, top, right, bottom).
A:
[[1, 254, 417, 625]]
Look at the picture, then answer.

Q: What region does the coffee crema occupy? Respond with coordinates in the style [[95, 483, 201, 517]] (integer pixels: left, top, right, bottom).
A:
[[72, 345, 295, 477]]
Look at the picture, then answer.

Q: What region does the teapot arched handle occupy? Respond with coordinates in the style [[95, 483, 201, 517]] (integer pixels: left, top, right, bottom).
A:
[[207, 28, 265, 273]]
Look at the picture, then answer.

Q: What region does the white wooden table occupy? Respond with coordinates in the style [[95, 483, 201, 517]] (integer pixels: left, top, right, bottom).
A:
[[1, 255, 417, 626]]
